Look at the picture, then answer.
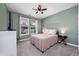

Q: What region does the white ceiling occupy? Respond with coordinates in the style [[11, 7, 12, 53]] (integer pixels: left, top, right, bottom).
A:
[[6, 3, 77, 19]]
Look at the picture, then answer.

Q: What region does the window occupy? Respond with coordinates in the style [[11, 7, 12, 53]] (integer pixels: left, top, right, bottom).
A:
[[30, 19, 38, 34], [20, 16, 38, 38], [20, 17, 29, 36]]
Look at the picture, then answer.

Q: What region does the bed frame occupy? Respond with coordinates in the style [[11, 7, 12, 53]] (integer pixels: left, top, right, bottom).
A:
[[31, 42, 57, 53]]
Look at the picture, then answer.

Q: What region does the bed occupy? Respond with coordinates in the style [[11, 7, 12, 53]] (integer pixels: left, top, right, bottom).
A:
[[30, 28, 58, 53]]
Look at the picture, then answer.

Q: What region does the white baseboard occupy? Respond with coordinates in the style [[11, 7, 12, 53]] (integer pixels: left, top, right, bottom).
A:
[[67, 43, 78, 48]]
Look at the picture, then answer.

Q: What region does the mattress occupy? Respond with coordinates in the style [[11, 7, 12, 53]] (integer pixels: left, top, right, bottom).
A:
[[31, 34, 58, 52]]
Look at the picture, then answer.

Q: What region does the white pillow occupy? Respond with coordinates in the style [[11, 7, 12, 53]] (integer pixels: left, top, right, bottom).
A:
[[43, 28, 49, 34], [48, 29, 57, 35], [43, 28, 57, 35]]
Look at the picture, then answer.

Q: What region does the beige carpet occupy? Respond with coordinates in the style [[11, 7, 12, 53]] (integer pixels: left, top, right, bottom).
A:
[[17, 40, 79, 56]]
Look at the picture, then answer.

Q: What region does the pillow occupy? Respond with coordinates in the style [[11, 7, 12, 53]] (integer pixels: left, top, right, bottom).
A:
[[43, 28, 49, 34], [47, 29, 57, 35], [43, 28, 57, 35]]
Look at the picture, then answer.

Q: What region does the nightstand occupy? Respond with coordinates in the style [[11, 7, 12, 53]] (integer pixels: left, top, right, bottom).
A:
[[58, 35, 68, 45]]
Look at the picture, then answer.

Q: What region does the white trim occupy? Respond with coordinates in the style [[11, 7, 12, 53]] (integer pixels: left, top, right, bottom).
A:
[[19, 16, 30, 38], [67, 43, 78, 48]]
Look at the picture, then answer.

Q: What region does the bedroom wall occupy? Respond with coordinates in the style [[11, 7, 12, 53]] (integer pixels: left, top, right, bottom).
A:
[[10, 12, 20, 39], [38, 20, 42, 33], [0, 4, 9, 31], [42, 6, 78, 45], [10, 12, 42, 39]]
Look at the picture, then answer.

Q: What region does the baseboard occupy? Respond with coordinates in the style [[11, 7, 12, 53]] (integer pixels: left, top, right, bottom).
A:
[[67, 43, 78, 48], [18, 38, 30, 42]]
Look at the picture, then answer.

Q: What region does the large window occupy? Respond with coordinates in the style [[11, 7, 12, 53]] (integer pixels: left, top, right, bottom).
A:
[[20, 16, 38, 38], [20, 17, 29, 36], [30, 19, 38, 34]]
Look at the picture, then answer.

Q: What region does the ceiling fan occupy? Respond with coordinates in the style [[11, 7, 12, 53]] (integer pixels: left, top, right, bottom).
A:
[[33, 5, 47, 14]]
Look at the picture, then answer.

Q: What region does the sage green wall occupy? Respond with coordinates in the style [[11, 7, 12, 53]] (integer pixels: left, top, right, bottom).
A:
[[42, 6, 78, 45], [0, 4, 8, 30], [11, 13, 19, 39], [38, 20, 42, 33], [10, 12, 42, 39]]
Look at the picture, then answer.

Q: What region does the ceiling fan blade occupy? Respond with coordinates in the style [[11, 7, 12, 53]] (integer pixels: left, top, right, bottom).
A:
[[38, 5, 41, 8], [36, 11, 38, 14], [33, 8, 38, 10], [38, 5, 42, 10], [41, 8, 47, 11]]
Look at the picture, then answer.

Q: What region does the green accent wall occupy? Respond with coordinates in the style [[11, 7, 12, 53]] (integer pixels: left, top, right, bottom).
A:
[[42, 6, 78, 45], [38, 20, 42, 33], [10, 12, 42, 39], [11, 13, 19, 39], [0, 4, 8, 30]]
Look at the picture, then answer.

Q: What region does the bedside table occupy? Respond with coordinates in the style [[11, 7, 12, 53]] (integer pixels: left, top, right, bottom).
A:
[[58, 35, 68, 45]]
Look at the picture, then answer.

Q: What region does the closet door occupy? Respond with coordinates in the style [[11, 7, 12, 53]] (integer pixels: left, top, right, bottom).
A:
[[20, 16, 29, 37]]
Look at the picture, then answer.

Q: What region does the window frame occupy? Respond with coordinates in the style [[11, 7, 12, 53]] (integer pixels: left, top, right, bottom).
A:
[[30, 19, 38, 35], [19, 16, 30, 37]]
